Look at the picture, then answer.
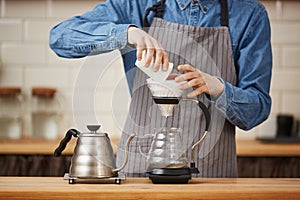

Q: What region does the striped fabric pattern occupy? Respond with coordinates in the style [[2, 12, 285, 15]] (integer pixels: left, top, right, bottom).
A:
[[117, 17, 237, 178]]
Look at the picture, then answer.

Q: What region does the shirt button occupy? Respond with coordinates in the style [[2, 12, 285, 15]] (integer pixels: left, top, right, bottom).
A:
[[180, 4, 185, 8], [203, 7, 208, 12], [192, 0, 198, 5]]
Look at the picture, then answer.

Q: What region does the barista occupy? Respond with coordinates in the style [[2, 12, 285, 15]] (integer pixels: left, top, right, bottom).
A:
[[49, 0, 272, 177]]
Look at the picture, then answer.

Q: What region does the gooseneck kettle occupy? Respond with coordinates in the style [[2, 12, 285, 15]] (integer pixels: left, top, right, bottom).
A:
[[54, 125, 135, 184]]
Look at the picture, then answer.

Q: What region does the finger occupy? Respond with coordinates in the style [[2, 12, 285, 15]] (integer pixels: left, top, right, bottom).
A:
[[175, 71, 200, 82], [177, 64, 196, 72], [187, 86, 205, 98], [151, 40, 165, 72], [136, 48, 145, 61], [162, 51, 169, 71], [179, 78, 205, 90], [145, 48, 154, 67], [153, 49, 164, 72]]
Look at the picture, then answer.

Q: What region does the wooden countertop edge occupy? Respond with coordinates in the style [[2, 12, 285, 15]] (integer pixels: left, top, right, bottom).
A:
[[1, 191, 299, 200], [0, 138, 299, 156], [0, 178, 300, 200]]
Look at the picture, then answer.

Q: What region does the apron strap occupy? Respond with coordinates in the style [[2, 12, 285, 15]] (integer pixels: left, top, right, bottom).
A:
[[220, 0, 229, 27], [143, 0, 166, 27], [143, 0, 229, 27]]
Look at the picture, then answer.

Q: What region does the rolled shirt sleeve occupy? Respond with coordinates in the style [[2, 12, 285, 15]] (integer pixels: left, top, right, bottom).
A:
[[49, 0, 143, 58], [214, 5, 272, 130]]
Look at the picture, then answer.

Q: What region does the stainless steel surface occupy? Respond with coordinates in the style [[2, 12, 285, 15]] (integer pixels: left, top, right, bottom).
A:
[[67, 125, 135, 180]]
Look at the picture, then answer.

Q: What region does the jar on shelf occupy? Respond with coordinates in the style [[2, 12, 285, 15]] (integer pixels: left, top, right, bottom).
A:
[[31, 87, 61, 140], [0, 87, 23, 139]]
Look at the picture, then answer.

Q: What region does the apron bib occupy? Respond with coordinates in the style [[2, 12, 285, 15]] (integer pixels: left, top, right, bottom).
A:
[[117, 0, 237, 178]]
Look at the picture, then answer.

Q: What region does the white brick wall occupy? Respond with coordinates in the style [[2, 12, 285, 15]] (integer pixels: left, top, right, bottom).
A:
[[0, 0, 299, 139]]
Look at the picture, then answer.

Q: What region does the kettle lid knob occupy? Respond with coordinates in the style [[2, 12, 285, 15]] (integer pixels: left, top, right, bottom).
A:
[[87, 125, 101, 132]]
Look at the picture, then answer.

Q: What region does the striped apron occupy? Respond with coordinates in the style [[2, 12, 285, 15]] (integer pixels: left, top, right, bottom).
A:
[[117, 0, 238, 177]]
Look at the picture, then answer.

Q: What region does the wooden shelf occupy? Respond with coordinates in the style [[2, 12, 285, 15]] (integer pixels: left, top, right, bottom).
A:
[[236, 139, 300, 157], [0, 138, 119, 155]]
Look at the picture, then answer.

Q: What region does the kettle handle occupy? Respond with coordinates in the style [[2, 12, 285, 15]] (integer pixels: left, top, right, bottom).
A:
[[54, 129, 80, 157]]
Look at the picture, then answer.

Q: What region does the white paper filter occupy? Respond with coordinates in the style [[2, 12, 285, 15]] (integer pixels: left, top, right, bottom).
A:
[[146, 78, 184, 116]]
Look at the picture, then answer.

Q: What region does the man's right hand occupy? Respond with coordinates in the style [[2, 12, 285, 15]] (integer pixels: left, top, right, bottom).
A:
[[127, 26, 169, 72]]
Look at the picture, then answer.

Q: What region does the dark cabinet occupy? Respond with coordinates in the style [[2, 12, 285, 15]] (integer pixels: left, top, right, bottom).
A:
[[1, 154, 300, 177]]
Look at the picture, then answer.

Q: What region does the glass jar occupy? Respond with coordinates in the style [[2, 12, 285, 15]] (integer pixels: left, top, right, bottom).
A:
[[31, 87, 61, 140], [140, 127, 188, 171], [0, 87, 23, 139]]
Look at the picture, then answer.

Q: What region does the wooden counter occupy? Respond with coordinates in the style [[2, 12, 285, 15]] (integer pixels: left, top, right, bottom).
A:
[[0, 138, 299, 156], [236, 139, 300, 157], [0, 177, 300, 200]]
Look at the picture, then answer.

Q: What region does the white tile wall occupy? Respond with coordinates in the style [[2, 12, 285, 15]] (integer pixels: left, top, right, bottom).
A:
[[0, 19, 22, 41], [261, 1, 280, 20], [49, 0, 100, 18], [282, 93, 300, 114], [282, 46, 300, 68], [271, 22, 300, 45], [24, 65, 69, 88], [2, 43, 46, 64], [282, 1, 300, 20], [0, 0, 3, 17], [5, 0, 47, 18], [24, 20, 59, 41], [271, 69, 300, 91], [0, 65, 23, 86], [0, 0, 299, 139]]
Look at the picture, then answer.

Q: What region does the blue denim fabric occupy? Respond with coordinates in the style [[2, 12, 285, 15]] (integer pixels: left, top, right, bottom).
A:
[[49, 0, 272, 130]]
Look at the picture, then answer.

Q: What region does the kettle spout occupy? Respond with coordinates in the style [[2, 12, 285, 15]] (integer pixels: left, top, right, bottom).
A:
[[112, 133, 136, 174]]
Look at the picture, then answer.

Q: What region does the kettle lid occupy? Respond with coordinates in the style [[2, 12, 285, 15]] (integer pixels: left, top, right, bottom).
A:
[[80, 125, 108, 137], [87, 125, 101, 132]]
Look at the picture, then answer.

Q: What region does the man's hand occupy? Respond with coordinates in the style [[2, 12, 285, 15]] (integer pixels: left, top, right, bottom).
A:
[[127, 26, 169, 71], [174, 64, 225, 98]]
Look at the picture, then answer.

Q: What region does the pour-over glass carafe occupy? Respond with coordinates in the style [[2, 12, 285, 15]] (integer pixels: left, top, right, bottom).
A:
[[140, 78, 211, 183], [140, 127, 188, 171], [139, 97, 210, 183]]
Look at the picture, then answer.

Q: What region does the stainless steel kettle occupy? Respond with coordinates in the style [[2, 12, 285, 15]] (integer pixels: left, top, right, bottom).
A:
[[54, 125, 135, 183]]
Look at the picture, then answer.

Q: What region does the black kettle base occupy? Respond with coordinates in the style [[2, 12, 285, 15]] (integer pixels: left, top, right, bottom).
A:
[[147, 167, 192, 184]]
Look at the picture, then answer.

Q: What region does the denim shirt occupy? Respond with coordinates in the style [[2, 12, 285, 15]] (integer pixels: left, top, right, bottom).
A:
[[49, 0, 272, 131]]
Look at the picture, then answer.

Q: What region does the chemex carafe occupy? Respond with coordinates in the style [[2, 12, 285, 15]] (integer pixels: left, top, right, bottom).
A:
[[54, 125, 135, 184]]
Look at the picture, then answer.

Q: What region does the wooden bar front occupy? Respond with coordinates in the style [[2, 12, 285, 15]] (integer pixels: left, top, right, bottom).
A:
[[0, 177, 300, 200]]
